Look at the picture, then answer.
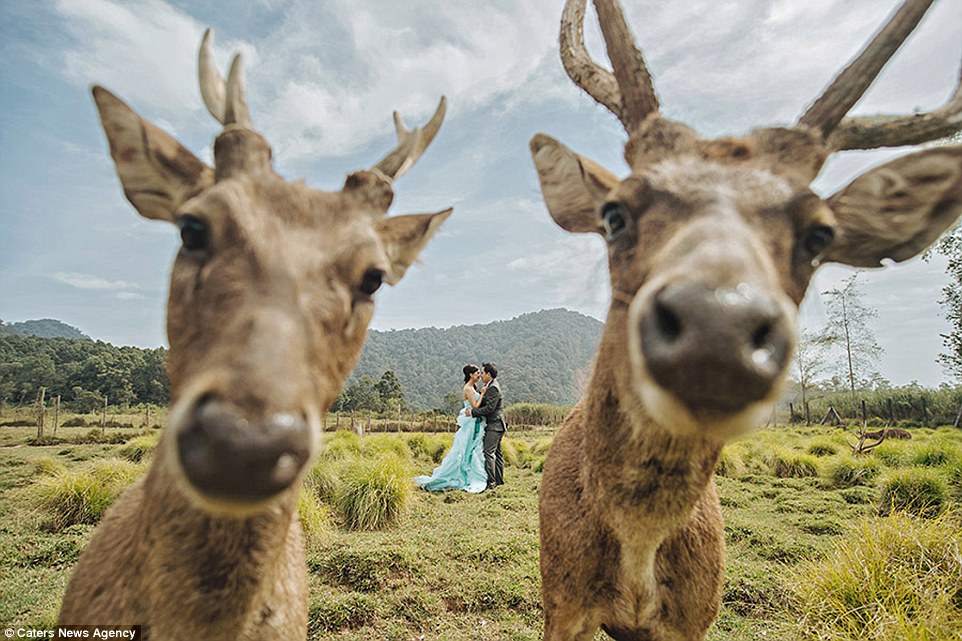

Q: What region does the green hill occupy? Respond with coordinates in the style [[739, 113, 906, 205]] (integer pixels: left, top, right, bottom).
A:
[[349, 308, 604, 410], [0, 319, 90, 340]]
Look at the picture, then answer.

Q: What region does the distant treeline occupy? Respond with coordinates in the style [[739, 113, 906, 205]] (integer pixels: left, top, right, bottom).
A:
[[781, 384, 962, 427], [0, 334, 168, 410]]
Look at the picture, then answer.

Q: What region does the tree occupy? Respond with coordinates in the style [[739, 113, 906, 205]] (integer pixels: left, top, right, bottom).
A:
[[794, 328, 828, 423], [818, 273, 883, 416], [375, 370, 405, 412], [933, 223, 962, 381]]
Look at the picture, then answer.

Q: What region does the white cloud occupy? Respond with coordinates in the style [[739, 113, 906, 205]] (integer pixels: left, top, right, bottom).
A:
[[55, 0, 256, 124], [52, 272, 140, 291]]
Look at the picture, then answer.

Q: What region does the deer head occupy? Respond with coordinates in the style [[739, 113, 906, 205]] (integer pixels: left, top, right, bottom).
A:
[[532, 0, 962, 437], [92, 30, 450, 513]]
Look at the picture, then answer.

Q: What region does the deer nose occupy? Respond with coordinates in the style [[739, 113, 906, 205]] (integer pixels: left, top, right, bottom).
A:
[[639, 283, 791, 413], [176, 399, 311, 503]]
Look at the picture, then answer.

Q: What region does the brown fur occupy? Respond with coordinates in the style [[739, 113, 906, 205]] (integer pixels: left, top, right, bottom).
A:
[[533, 1, 962, 639], [59, 36, 449, 640]]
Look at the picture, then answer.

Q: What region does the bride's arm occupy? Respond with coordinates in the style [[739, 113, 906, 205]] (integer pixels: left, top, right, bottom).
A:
[[464, 385, 483, 409]]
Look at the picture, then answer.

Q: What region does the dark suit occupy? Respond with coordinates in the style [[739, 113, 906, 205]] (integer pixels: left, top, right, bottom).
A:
[[471, 379, 505, 487]]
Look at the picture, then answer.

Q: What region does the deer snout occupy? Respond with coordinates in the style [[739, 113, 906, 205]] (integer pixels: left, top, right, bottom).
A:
[[176, 399, 312, 504], [639, 282, 792, 414]]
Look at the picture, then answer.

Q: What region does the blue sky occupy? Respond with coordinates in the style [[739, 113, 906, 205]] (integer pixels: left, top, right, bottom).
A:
[[1, 0, 960, 388]]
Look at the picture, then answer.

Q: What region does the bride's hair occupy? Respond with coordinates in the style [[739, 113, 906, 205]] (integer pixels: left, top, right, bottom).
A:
[[463, 364, 479, 383]]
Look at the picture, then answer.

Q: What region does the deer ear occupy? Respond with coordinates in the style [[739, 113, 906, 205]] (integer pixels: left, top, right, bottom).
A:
[[93, 86, 214, 222], [376, 208, 452, 285], [530, 133, 616, 234], [825, 146, 962, 268]]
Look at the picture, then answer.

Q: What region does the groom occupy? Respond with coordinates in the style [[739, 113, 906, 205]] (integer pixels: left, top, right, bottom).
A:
[[470, 362, 505, 490]]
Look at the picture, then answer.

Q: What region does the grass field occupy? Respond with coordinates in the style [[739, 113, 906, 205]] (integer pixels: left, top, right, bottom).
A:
[[1, 423, 960, 640]]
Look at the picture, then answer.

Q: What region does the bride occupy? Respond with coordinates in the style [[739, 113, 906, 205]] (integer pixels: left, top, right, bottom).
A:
[[414, 365, 489, 493]]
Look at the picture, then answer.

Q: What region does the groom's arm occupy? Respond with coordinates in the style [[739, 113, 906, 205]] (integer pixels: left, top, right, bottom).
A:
[[471, 386, 501, 419]]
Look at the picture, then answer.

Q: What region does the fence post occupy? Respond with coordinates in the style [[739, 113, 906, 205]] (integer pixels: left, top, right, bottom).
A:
[[921, 398, 928, 426], [861, 400, 867, 427], [789, 403, 795, 424], [955, 402, 962, 428], [805, 401, 811, 427], [101, 395, 108, 436], [53, 395, 61, 436], [887, 398, 894, 426], [36, 387, 46, 440]]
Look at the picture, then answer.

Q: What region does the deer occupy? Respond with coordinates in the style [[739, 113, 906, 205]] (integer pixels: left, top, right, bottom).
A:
[[57, 29, 450, 640], [530, 0, 962, 639]]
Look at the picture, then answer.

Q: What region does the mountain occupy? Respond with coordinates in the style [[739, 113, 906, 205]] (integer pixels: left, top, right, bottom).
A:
[[348, 308, 604, 410], [0, 318, 91, 340]]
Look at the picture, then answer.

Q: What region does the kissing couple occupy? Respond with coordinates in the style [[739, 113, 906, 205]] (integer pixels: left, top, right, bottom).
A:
[[414, 362, 505, 493]]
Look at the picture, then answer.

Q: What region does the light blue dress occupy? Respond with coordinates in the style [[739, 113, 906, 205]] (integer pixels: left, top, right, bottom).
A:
[[414, 393, 488, 493]]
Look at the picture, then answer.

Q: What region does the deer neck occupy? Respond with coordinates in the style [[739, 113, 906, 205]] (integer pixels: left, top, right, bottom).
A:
[[583, 306, 723, 531], [138, 444, 302, 625]]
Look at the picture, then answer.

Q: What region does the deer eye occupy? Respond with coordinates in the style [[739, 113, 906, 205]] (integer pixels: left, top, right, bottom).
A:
[[601, 203, 628, 241], [801, 225, 835, 260], [178, 215, 209, 252], [357, 269, 385, 298]]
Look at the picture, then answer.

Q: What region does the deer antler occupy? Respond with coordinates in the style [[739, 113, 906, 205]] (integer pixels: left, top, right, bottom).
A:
[[199, 29, 253, 129], [829, 63, 962, 150], [560, 0, 659, 132], [372, 96, 447, 180], [798, 0, 962, 149]]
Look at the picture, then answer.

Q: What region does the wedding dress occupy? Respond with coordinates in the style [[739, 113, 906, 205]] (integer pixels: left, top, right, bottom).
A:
[[414, 393, 487, 493]]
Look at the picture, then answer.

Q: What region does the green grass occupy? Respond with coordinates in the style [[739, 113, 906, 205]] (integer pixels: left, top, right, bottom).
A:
[[2, 424, 961, 640], [786, 511, 962, 641]]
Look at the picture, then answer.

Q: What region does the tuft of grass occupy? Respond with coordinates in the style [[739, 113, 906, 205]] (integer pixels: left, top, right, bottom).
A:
[[364, 433, 412, 460], [405, 433, 451, 463], [33, 456, 66, 477], [308, 592, 380, 633], [333, 454, 412, 531], [31, 458, 144, 531], [825, 454, 881, 488], [502, 438, 534, 469], [806, 439, 838, 457], [786, 511, 962, 641], [716, 447, 746, 478], [767, 448, 819, 478], [116, 432, 160, 462], [322, 430, 363, 460], [908, 442, 960, 468], [298, 485, 332, 543], [307, 461, 340, 503], [877, 469, 950, 518]]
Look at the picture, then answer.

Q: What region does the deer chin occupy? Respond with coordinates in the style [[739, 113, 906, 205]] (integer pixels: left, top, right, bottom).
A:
[[635, 376, 775, 441]]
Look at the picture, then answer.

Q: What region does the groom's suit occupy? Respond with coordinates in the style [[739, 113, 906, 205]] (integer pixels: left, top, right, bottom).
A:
[[470, 379, 505, 487]]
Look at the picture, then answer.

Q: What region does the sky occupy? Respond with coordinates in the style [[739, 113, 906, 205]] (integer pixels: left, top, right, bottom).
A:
[[1, 0, 961, 388]]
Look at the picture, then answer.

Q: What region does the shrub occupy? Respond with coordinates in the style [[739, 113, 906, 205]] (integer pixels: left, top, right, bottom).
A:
[[405, 433, 451, 463], [333, 453, 411, 530], [787, 511, 962, 641], [767, 448, 819, 478], [117, 432, 160, 462], [878, 469, 950, 518], [826, 455, 881, 488], [33, 458, 144, 531]]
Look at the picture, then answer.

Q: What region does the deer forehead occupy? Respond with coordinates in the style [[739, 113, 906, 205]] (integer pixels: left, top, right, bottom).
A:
[[640, 155, 799, 212]]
